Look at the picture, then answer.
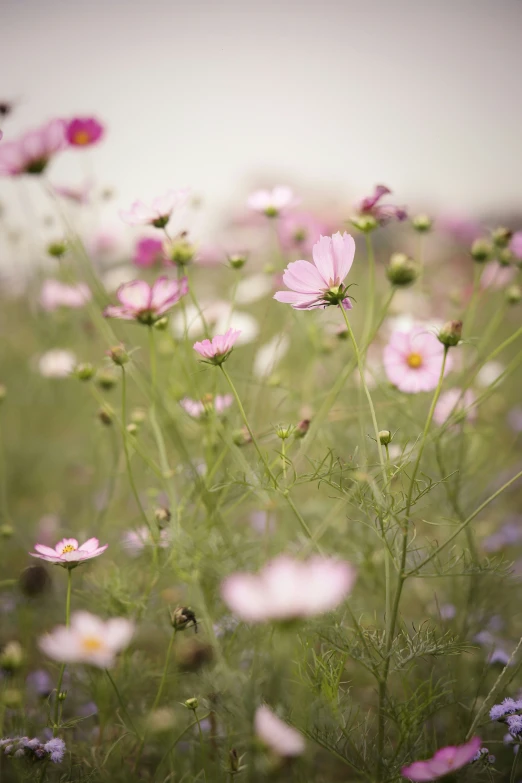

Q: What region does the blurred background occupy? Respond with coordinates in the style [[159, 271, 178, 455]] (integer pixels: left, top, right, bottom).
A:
[[1, 0, 522, 241]]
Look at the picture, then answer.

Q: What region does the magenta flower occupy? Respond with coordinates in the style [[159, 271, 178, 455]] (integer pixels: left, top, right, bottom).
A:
[[221, 555, 356, 622], [119, 189, 189, 228], [273, 232, 355, 310], [254, 706, 305, 757], [383, 327, 453, 394], [0, 119, 66, 176], [402, 736, 481, 781], [30, 537, 108, 568], [193, 328, 241, 365], [133, 237, 167, 267], [103, 276, 187, 324], [65, 117, 104, 147], [247, 186, 299, 217], [277, 210, 329, 255], [356, 184, 407, 224]]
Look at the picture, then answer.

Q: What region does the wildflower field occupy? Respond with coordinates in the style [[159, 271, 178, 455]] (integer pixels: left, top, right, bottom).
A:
[[0, 114, 522, 783]]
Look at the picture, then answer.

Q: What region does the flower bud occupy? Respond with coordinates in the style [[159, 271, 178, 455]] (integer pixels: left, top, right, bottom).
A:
[[470, 239, 492, 263], [412, 214, 432, 232], [74, 363, 95, 381], [378, 430, 392, 445], [0, 384, 6, 403], [171, 606, 198, 632], [437, 320, 462, 348], [229, 253, 247, 270], [97, 405, 114, 426], [155, 507, 171, 527], [263, 263, 276, 274], [386, 253, 420, 287], [232, 427, 252, 446], [1, 688, 22, 708], [229, 748, 240, 773], [497, 248, 512, 267], [96, 370, 118, 390], [276, 424, 293, 440], [131, 407, 147, 424], [294, 419, 310, 439], [491, 226, 512, 248], [506, 284, 522, 305], [107, 345, 129, 366], [0, 524, 13, 538], [126, 423, 138, 436], [184, 697, 199, 711], [0, 641, 24, 672], [47, 240, 67, 258], [350, 214, 378, 233], [58, 691, 68, 701], [18, 565, 51, 597], [154, 316, 169, 331], [168, 239, 195, 267]]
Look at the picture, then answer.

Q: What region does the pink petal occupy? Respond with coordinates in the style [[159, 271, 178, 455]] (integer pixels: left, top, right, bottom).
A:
[[282, 259, 325, 294], [78, 538, 100, 552], [117, 280, 151, 311]]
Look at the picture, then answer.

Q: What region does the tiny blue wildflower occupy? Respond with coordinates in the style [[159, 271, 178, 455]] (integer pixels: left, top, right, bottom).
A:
[[43, 738, 66, 763]]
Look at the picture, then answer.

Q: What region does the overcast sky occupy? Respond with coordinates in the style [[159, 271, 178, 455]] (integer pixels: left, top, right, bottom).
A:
[[1, 0, 522, 233]]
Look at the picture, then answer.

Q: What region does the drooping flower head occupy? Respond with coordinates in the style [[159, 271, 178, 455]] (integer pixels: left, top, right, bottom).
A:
[[383, 327, 453, 394], [119, 188, 190, 228], [221, 555, 356, 622], [0, 119, 66, 176], [39, 280, 91, 311], [401, 736, 481, 781], [65, 117, 104, 147], [30, 537, 108, 568], [247, 186, 299, 218], [133, 236, 167, 268], [103, 276, 188, 324], [353, 185, 407, 230], [254, 706, 305, 757], [274, 232, 355, 310], [39, 611, 134, 668], [193, 328, 241, 366], [433, 388, 476, 427]]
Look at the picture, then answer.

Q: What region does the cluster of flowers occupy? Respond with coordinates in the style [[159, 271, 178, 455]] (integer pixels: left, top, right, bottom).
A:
[[0, 736, 66, 764], [490, 697, 522, 743]]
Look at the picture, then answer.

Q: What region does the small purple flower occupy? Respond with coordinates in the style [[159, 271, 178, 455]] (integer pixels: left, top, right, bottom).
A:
[[357, 184, 407, 224], [43, 737, 66, 763]]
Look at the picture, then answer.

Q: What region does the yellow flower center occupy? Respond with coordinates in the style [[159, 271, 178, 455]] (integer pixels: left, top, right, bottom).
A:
[[61, 544, 77, 553], [73, 130, 90, 145], [81, 636, 103, 652], [407, 352, 423, 369]]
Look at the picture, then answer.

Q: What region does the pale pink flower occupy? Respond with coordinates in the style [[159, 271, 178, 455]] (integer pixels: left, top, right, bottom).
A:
[[119, 189, 189, 228], [122, 527, 171, 557], [221, 555, 356, 622], [30, 537, 108, 567], [37, 349, 77, 378], [433, 389, 477, 427], [52, 180, 92, 204], [193, 328, 241, 365], [438, 213, 482, 244], [180, 394, 233, 418], [40, 280, 91, 311], [39, 611, 134, 668], [383, 328, 453, 394], [254, 706, 305, 757], [277, 210, 328, 255], [401, 736, 481, 781], [274, 232, 355, 310], [247, 186, 299, 217], [0, 119, 66, 176], [356, 184, 407, 224], [215, 393, 234, 414], [510, 231, 522, 260], [103, 276, 187, 323], [480, 261, 517, 291], [180, 398, 205, 418]]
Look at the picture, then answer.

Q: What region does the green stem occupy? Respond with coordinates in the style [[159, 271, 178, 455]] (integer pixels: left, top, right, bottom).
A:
[[0, 414, 12, 527], [157, 712, 211, 771], [362, 233, 376, 348], [148, 327, 176, 506], [105, 669, 142, 739], [52, 568, 72, 736]]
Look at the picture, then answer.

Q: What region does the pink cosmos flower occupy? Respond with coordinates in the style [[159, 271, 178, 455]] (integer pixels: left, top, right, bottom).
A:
[[221, 555, 356, 622], [52, 180, 92, 204], [119, 189, 189, 228], [40, 280, 91, 311], [103, 276, 187, 324], [357, 184, 407, 224], [254, 706, 305, 757], [383, 327, 453, 394], [433, 389, 477, 427], [180, 394, 233, 418], [247, 186, 299, 217], [133, 237, 167, 267], [277, 210, 328, 255], [30, 537, 107, 567], [273, 232, 355, 310], [193, 328, 241, 365], [401, 736, 481, 781], [510, 231, 522, 260], [39, 611, 134, 669], [122, 526, 171, 557], [0, 119, 66, 176], [65, 117, 104, 147], [480, 261, 517, 290]]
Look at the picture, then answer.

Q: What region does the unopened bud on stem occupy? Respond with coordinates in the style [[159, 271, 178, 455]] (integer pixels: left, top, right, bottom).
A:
[[438, 320, 462, 348]]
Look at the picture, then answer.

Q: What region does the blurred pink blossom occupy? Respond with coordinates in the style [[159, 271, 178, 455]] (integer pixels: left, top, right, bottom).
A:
[[180, 394, 233, 418], [438, 213, 482, 244], [510, 231, 522, 260], [247, 185, 299, 217], [357, 184, 407, 223], [401, 736, 481, 781], [65, 117, 104, 147], [39, 611, 134, 669], [221, 555, 356, 622], [104, 277, 187, 323], [30, 537, 107, 567], [277, 210, 328, 255], [480, 261, 517, 290], [383, 327, 452, 394], [119, 189, 189, 228], [0, 118, 66, 176], [40, 280, 91, 311], [193, 328, 241, 364], [274, 232, 355, 310], [254, 706, 305, 757], [52, 180, 92, 204], [133, 237, 167, 268], [433, 388, 477, 426]]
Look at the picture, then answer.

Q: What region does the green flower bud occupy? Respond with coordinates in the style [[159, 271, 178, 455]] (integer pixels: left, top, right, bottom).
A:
[[58, 690, 68, 701], [155, 507, 171, 527], [171, 606, 198, 632], [184, 697, 199, 710], [0, 524, 13, 538], [276, 424, 293, 440], [126, 423, 138, 436], [97, 405, 114, 426], [378, 430, 392, 445], [412, 214, 432, 232], [350, 214, 378, 233], [386, 253, 420, 287], [154, 316, 169, 331], [74, 363, 96, 381], [168, 239, 195, 267], [229, 253, 247, 270], [506, 284, 522, 305], [470, 239, 492, 263], [47, 240, 67, 258], [438, 320, 462, 348], [498, 248, 513, 267], [0, 384, 6, 403], [107, 345, 129, 366], [491, 226, 512, 248], [1, 688, 22, 708], [294, 419, 310, 439], [0, 641, 23, 672], [96, 370, 118, 390], [232, 427, 252, 446], [131, 407, 147, 424]]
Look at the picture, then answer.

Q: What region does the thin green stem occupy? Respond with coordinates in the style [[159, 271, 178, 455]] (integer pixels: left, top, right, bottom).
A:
[[157, 712, 211, 771], [148, 328, 176, 506], [362, 233, 376, 348], [52, 568, 72, 736], [105, 669, 142, 739]]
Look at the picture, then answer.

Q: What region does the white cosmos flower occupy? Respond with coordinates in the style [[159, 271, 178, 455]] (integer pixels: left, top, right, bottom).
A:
[[37, 350, 76, 378], [234, 274, 273, 305], [39, 611, 134, 668], [253, 334, 290, 377]]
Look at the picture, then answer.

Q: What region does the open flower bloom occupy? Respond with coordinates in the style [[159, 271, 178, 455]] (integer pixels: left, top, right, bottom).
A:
[[356, 184, 407, 224], [193, 328, 241, 365], [39, 611, 134, 668], [255, 706, 305, 757], [104, 276, 187, 324], [247, 185, 299, 217], [65, 117, 104, 147], [133, 236, 167, 267], [274, 232, 355, 310], [40, 280, 91, 311], [0, 119, 66, 176], [402, 736, 481, 781], [30, 537, 108, 567], [37, 349, 77, 378], [383, 327, 453, 393], [221, 555, 356, 622], [119, 188, 189, 228], [180, 393, 233, 419], [433, 388, 476, 427]]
